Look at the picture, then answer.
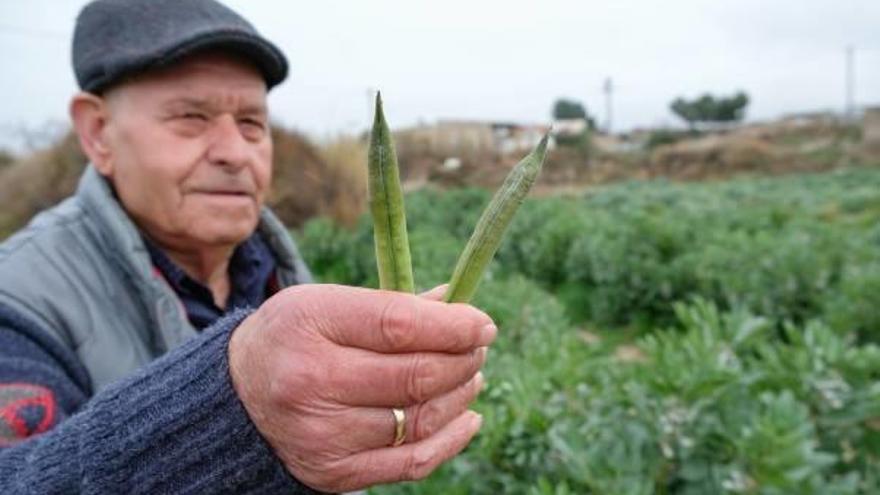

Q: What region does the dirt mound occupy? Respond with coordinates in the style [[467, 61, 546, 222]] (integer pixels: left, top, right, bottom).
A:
[[864, 108, 880, 157], [0, 132, 87, 237], [268, 128, 330, 227], [648, 135, 795, 180], [269, 128, 367, 228]]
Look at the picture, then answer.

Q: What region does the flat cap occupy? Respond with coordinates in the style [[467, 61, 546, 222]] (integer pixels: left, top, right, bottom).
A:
[[72, 0, 288, 93]]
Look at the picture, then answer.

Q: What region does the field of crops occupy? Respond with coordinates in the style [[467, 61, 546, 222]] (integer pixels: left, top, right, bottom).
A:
[[296, 167, 880, 494]]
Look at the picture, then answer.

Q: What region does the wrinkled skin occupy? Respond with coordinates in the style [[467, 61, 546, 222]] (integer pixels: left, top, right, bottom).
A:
[[70, 51, 273, 305], [230, 284, 495, 492]]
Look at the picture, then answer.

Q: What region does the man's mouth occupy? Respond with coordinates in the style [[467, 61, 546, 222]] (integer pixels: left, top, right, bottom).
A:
[[193, 188, 254, 197]]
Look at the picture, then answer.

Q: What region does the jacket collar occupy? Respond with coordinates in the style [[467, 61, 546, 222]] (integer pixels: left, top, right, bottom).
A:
[[76, 166, 155, 282], [73, 165, 309, 351]]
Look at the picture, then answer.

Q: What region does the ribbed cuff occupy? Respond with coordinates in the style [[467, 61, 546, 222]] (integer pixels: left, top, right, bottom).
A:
[[73, 309, 318, 494]]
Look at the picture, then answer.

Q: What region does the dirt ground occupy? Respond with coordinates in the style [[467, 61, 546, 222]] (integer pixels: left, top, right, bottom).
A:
[[397, 117, 873, 193]]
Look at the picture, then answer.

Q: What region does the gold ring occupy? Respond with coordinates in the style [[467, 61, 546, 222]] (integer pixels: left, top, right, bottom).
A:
[[391, 408, 406, 447]]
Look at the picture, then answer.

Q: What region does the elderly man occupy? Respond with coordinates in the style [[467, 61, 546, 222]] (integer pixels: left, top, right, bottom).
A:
[[0, 0, 494, 493]]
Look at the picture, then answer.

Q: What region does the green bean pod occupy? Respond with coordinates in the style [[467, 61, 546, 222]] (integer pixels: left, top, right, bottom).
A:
[[444, 133, 549, 303], [368, 92, 415, 293]]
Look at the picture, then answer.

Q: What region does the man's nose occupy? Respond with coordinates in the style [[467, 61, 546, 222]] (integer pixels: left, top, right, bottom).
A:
[[206, 114, 251, 171]]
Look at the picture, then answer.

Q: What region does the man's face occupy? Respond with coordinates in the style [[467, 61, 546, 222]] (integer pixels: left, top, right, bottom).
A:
[[99, 52, 272, 250]]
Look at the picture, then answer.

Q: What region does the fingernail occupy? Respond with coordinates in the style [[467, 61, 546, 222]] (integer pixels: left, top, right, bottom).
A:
[[480, 324, 497, 343], [471, 412, 483, 429], [476, 346, 488, 364], [474, 371, 485, 391]]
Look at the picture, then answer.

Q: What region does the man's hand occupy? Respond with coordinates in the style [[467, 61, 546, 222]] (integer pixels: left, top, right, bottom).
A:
[[228, 284, 496, 492]]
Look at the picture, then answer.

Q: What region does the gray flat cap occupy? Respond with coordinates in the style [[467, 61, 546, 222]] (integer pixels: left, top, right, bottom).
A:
[[73, 0, 288, 93]]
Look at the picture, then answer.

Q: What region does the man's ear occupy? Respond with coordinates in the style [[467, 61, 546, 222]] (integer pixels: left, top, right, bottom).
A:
[[69, 92, 114, 176]]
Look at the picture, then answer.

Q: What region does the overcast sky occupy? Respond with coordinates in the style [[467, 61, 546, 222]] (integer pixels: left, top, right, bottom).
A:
[[1, 0, 879, 151]]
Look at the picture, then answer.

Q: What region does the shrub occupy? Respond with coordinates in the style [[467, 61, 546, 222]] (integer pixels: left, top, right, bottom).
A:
[[295, 170, 880, 494], [297, 215, 376, 287], [0, 132, 86, 238], [408, 227, 463, 292], [564, 210, 697, 326], [687, 228, 844, 324], [495, 198, 590, 286], [371, 300, 880, 494], [646, 128, 693, 149], [824, 263, 880, 343]]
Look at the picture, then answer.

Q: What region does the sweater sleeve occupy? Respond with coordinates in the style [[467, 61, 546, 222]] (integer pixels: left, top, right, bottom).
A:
[[0, 305, 92, 442], [0, 308, 322, 494]]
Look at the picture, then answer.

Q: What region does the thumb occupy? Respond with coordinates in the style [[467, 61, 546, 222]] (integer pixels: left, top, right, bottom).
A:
[[418, 284, 448, 302]]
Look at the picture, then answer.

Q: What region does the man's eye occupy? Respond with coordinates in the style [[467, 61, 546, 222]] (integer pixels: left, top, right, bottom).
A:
[[240, 118, 265, 129], [181, 113, 208, 121], [239, 119, 267, 139]]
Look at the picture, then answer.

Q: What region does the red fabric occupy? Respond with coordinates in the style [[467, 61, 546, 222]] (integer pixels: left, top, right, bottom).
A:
[[0, 383, 56, 445]]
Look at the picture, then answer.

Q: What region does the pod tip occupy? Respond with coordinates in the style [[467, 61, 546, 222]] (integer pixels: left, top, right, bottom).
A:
[[373, 91, 386, 126], [537, 129, 551, 153]]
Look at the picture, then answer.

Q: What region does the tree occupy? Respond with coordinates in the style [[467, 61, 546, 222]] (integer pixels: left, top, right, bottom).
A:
[[550, 98, 593, 155], [670, 91, 749, 130], [552, 98, 597, 131], [553, 98, 588, 120]]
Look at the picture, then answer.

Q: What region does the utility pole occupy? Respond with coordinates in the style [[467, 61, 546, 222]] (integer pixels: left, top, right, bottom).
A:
[[603, 77, 614, 134], [845, 45, 855, 121]]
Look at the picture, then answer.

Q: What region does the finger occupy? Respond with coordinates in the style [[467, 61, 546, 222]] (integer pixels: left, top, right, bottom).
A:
[[337, 371, 484, 450], [330, 411, 483, 492], [418, 284, 448, 301], [323, 346, 487, 407], [404, 371, 483, 444], [316, 285, 497, 353]]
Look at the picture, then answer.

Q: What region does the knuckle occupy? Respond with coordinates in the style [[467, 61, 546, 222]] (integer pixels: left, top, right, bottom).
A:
[[445, 320, 472, 351], [406, 446, 438, 480], [379, 297, 420, 351], [267, 361, 304, 407], [405, 354, 437, 403], [300, 462, 344, 493], [411, 401, 440, 440], [314, 363, 345, 403], [268, 358, 327, 407], [326, 460, 366, 493], [447, 308, 489, 350]]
